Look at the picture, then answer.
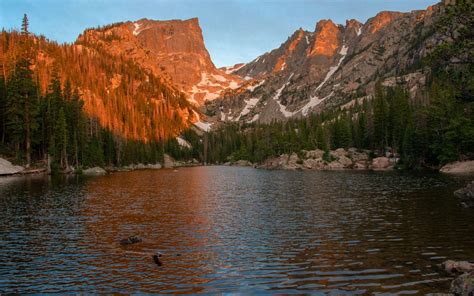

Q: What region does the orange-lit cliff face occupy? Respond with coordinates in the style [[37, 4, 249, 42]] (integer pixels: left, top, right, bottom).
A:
[[308, 20, 341, 57], [77, 18, 241, 105], [367, 11, 404, 34], [0, 31, 198, 142]]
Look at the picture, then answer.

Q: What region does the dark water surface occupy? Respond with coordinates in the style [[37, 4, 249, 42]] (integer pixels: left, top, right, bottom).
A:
[[0, 167, 473, 294]]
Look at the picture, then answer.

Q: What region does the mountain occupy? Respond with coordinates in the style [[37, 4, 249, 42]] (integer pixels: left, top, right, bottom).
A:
[[205, 3, 443, 124], [77, 18, 242, 106], [0, 30, 198, 142]]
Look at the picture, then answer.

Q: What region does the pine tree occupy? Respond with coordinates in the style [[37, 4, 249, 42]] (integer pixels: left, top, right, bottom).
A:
[[21, 14, 29, 35]]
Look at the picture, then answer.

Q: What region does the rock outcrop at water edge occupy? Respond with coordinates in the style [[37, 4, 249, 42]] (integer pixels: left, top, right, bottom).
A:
[[440, 161, 474, 174], [83, 167, 107, 175], [0, 158, 25, 175], [454, 182, 474, 209]]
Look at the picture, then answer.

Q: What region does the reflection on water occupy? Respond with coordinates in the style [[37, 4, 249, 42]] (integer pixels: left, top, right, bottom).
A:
[[0, 167, 473, 294]]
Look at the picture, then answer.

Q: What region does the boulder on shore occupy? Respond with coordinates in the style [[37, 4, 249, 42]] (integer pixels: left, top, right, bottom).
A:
[[303, 158, 325, 170], [0, 158, 24, 175], [83, 167, 107, 175], [163, 154, 175, 168], [328, 161, 345, 170], [450, 271, 474, 296], [454, 182, 474, 208], [353, 161, 368, 170], [285, 153, 302, 170], [305, 149, 325, 159], [440, 161, 474, 174], [371, 157, 393, 170], [146, 163, 162, 169], [233, 160, 253, 167]]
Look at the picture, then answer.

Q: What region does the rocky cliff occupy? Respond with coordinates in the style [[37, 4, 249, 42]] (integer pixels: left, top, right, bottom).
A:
[[77, 18, 242, 105], [205, 3, 443, 124]]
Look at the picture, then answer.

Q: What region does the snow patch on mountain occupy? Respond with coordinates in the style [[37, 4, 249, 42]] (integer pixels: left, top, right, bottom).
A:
[[133, 23, 142, 36], [238, 97, 261, 120], [274, 73, 295, 118], [247, 80, 265, 92], [300, 91, 334, 116], [194, 121, 212, 132], [223, 63, 245, 74]]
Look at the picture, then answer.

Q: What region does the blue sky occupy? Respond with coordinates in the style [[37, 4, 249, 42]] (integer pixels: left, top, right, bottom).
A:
[[1, 0, 437, 67]]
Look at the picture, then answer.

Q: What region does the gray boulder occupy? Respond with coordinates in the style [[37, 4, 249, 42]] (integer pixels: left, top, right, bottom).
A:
[[328, 161, 345, 170], [330, 148, 347, 159], [450, 271, 474, 296], [371, 157, 393, 170], [348, 149, 369, 162], [440, 161, 474, 174], [303, 158, 326, 170], [234, 160, 253, 167], [83, 167, 107, 175], [454, 182, 474, 208], [305, 149, 325, 159], [0, 158, 24, 175], [146, 163, 162, 169], [353, 161, 368, 170], [337, 155, 353, 168], [284, 153, 301, 170], [163, 154, 175, 168], [135, 163, 146, 169]]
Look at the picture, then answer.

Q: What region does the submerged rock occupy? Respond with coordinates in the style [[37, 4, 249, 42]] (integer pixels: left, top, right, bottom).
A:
[[440, 161, 474, 174], [454, 182, 474, 208], [0, 158, 24, 175], [120, 236, 142, 246], [450, 271, 474, 296], [152, 252, 163, 266], [83, 167, 107, 175]]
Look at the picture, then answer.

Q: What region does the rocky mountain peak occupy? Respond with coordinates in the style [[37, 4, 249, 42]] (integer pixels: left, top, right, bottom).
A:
[[308, 19, 342, 57], [367, 11, 404, 33], [207, 3, 444, 125], [77, 17, 241, 106]]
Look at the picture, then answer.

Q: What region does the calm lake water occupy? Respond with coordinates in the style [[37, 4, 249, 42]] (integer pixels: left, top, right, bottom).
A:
[[0, 167, 473, 294]]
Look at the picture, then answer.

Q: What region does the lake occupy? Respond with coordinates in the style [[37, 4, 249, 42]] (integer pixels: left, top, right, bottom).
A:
[[0, 167, 473, 294]]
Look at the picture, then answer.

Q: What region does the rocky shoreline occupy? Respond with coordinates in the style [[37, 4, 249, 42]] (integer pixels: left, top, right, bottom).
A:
[[227, 149, 474, 175], [2, 151, 473, 176], [0, 154, 200, 177], [228, 148, 397, 171]]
